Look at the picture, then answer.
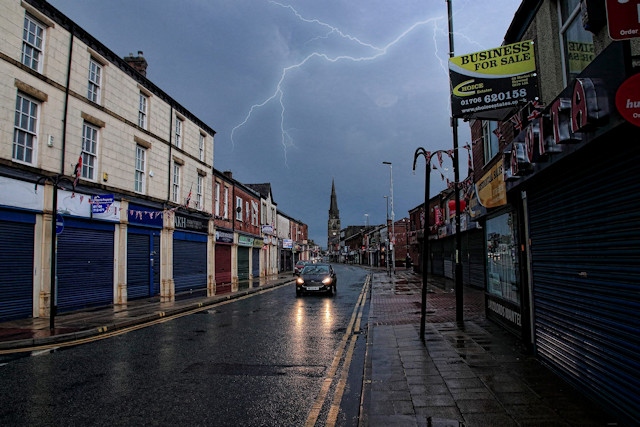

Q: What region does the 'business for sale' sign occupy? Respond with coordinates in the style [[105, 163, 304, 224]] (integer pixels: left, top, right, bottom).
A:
[[449, 40, 538, 120]]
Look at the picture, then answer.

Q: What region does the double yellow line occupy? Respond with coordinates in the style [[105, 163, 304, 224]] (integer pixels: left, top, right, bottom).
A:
[[305, 275, 370, 427]]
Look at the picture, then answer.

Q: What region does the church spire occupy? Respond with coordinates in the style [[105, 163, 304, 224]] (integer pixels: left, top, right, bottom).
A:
[[327, 179, 341, 250], [329, 178, 339, 218]]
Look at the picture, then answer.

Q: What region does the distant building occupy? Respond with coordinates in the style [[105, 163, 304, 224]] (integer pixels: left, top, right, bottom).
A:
[[327, 179, 341, 259]]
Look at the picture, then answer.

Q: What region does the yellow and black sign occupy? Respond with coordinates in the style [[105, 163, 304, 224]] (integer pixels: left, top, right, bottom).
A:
[[449, 40, 538, 120]]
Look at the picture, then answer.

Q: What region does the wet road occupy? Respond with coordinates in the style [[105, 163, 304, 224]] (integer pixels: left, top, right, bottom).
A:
[[0, 264, 370, 427]]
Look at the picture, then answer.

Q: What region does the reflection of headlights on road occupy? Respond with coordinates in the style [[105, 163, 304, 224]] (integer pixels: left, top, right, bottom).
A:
[[296, 277, 305, 285], [322, 277, 332, 285]]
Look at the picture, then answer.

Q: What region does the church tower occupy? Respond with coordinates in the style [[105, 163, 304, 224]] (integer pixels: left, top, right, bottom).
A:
[[328, 179, 341, 252]]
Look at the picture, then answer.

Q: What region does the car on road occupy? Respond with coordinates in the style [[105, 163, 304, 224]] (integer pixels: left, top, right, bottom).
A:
[[295, 263, 337, 296]]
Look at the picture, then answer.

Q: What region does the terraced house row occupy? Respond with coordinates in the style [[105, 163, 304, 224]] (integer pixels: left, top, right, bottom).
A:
[[0, 0, 310, 322]]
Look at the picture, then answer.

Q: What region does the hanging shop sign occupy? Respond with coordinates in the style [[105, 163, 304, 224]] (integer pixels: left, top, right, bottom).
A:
[[615, 73, 640, 127], [606, 0, 640, 40], [449, 40, 538, 121]]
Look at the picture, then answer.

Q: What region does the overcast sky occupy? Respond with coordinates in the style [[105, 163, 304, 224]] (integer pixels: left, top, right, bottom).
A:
[[49, 0, 521, 247]]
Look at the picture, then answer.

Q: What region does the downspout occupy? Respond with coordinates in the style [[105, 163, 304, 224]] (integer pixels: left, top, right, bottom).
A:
[[167, 107, 173, 200], [60, 24, 74, 172]]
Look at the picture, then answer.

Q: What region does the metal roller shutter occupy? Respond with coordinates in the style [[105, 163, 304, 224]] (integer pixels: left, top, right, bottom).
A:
[[215, 245, 232, 294], [0, 216, 34, 320], [127, 232, 151, 299], [57, 223, 114, 311], [527, 138, 640, 424], [237, 247, 250, 281], [173, 232, 207, 293], [252, 248, 260, 277]]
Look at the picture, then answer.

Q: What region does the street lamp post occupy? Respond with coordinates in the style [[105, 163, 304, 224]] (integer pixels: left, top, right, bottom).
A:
[[412, 148, 455, 342], [384, 195, 390, 275], [35, 174, 75, 330], [447, 0, 464, 323], [383, 161, 395, 274]]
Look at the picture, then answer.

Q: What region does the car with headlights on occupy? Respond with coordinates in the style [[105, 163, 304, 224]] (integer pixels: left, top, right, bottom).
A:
[[295, 263, 337, 296]]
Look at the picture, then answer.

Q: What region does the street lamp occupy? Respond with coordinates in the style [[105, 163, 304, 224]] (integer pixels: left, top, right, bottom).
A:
[[382, 161, 395, 274], [412, 148, 456, 342]]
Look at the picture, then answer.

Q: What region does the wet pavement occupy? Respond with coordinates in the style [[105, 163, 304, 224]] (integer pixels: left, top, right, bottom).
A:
[[0, 268, 622, 426]]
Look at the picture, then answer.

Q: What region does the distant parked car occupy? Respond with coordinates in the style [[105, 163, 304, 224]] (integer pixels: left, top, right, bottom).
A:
[[295, 263, 337, 296], [294, 260, 311, 276]]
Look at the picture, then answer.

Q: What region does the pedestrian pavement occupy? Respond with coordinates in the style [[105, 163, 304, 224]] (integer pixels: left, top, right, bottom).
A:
[[361, 269, 622, 427], [0, 268, 623, 426]]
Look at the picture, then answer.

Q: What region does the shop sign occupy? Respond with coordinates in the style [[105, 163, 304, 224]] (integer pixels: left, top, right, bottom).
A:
[[615, 73, 640, 127], [449, 40, 538, 120], [174, 213, 208, 232], [283, 238, 293, 249], [238, 235, 254, 246], [476, 162, 507, 208], [606, 0, 640, 40], [215, 230, 234, 243], [505, 77, 610, 179], [261, 224, 274, 235], [91, 194, 114, 214]]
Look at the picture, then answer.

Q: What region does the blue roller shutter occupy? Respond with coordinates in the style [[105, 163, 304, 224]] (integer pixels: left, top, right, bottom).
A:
[[0, 212, 35, 321], [57, 221, 114, 312], [173, 231, 207, 293], [127, 229, 160, 300], [527, 135, 640, 425], [252, 248, 260, 277]]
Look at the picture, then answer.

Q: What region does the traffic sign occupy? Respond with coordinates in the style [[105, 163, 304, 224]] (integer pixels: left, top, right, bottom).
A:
[[56, 214, 64, 235]]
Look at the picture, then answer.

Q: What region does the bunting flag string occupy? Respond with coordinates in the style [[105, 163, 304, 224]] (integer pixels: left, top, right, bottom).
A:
[[509, 111, 523, 131]]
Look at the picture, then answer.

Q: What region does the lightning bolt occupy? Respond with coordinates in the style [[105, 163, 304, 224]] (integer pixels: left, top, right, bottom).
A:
[[230, 2, 446, 166]]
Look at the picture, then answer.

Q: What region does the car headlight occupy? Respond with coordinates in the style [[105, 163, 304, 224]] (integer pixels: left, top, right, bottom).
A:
[[296, 277, 305, 285], [322, 277, 332, 285]]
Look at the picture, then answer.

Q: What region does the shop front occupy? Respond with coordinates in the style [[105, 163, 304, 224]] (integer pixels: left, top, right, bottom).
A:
[[173, 213, 208, 294], [214, 229, 233, 294]]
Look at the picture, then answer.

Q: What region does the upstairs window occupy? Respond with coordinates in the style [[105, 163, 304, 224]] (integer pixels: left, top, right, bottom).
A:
[[252, 201, 259, 226], [559, 0, 594, 84], [174, 117, 183, 148], [87, 58, 102, 103], [134, 145, 146, 193], [172, 162, 181, 203], [81, 122, 99, 180], [138, 93, 148, 129], [482, 121, 500, 165], [199, 133, 205, 161], [214, 182, 221, 216], [22, 14, 44, 72], [196, 175, 203, 209], [223, 186, 229, 219], [236, 196, 243, 221], [13, 93, 38, 164]]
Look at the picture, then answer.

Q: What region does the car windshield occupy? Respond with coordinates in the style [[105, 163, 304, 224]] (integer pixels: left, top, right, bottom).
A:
[[303, 265, 329, 274]]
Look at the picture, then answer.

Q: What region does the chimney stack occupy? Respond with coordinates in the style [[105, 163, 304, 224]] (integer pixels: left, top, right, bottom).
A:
[[124, 50, 148, 77]]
